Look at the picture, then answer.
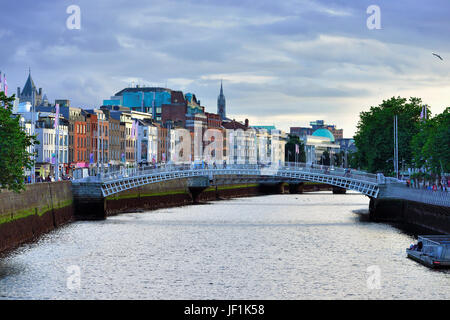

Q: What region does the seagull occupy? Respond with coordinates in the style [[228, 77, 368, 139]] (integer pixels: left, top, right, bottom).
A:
[[432, 52, 443, 60]]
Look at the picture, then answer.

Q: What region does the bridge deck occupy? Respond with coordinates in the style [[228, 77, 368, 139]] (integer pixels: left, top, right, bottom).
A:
[[73, 163, 383, 199]]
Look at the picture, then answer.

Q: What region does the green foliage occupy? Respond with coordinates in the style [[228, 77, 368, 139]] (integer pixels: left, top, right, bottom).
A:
[[347, 151, 360, 169], [0, 92, 37, 192], [333, 150, 351, 167], [411, 107, 449, 174], [353, 96, 423, 175], [285, 134, 306, 163], [320, 150, 330, 165]]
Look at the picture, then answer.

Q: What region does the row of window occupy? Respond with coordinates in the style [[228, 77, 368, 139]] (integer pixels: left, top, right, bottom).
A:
[[43, 132, 68, 146], [42, 149, 68, 163]]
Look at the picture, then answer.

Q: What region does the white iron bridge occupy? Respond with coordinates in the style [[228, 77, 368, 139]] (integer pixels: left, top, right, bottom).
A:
[[74, 163, 392, 198]]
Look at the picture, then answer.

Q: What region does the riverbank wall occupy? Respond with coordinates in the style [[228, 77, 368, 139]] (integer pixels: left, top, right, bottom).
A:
[[0, 181, 74, 254], [369, 198, 450, 234]]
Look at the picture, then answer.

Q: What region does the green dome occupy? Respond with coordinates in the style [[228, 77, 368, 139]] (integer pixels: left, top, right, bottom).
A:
[[312, 128, 335, 142]]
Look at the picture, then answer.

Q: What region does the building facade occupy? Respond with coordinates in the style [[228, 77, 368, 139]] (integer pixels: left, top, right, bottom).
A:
[[34, 115, 69, 179]]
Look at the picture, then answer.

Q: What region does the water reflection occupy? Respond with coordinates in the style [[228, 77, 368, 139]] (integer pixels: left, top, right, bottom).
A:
[[0, 192, 449, 299]]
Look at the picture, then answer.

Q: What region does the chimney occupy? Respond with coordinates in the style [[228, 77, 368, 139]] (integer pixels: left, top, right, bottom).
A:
[[39, 88, 42, 96], [245, 119, 249, 128], [17, 87, 21, 97]]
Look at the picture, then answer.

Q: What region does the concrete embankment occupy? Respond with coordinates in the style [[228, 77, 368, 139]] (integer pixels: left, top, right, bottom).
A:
[[0, 181, 74, 254], [369, 198, 450, 234]]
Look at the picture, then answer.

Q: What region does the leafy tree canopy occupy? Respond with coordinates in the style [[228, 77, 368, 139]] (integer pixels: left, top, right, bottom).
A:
[[285, 134, 306, 163], [0, 92, 37, 192], [353, 96, 423, 175], [411, 107, 449, 174]]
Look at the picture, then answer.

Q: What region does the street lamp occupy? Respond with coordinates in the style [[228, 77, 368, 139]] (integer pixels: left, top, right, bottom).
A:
[[394, 115, 399, 179]]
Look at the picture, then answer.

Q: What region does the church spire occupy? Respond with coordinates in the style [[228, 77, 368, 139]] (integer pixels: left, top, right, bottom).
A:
[[217, 81, 226, 120], [19, 69, 42, 106]]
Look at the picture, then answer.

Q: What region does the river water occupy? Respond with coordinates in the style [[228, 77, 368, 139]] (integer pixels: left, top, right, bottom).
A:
[[0, 192, 449, 299]]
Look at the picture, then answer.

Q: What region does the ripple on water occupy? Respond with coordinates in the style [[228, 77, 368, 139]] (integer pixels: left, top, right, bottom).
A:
[[0, 192, 449, 299]]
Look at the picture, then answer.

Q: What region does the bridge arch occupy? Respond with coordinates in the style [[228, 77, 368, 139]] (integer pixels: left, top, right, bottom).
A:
[[75, 164, 381, 198]]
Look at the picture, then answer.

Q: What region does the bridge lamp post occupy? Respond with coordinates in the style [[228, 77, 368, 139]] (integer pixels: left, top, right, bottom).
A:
[[394, 115, 399, 180], [96, 116, 100, 176], [345, 150, 348, 169], [31, 86, 36, 183]]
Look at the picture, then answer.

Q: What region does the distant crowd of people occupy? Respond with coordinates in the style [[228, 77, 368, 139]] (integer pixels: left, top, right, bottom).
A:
[[25, 175, 72, 183], [405, 178, 450, 192]]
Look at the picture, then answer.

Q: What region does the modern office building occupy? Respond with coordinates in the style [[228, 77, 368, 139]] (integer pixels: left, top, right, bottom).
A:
[[103, 86, 172, 122]]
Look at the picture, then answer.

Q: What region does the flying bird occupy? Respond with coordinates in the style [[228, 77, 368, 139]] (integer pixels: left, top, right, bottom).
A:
[[432, 52, 443, 60]]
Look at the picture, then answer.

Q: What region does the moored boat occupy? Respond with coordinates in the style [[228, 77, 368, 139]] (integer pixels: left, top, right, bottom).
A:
[[406, 235, 450, 268]]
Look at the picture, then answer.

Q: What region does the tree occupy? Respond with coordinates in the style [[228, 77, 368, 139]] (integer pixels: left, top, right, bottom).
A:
[[285, 134, 306, 163], [353, 96, 423, 175], [334, 150, 346, 167], [411, 107, 449, 174], [320, 150, 330, 165], [0, 92, 37, 192], [347, 151, 360, 169]]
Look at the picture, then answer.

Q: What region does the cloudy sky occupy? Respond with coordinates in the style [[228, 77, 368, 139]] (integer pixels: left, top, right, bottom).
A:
[[1, 0, 449, 136]]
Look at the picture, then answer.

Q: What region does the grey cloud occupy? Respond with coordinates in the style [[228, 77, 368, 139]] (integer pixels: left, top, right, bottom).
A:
[[1, 0, 449, 137]]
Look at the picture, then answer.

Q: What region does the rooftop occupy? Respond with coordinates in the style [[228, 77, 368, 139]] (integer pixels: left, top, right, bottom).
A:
[[312, 128, 335, 142]]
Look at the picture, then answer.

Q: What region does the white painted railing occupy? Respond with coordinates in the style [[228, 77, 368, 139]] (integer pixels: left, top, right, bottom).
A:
[[383, 185, 450, 207], [85, 162, 382, 184], [77, 162, 381, 198]]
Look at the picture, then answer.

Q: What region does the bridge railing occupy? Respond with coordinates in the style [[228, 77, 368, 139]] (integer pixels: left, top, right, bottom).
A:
[[384, 185, 450, 207], [99, 163, 267, 182], [92, 162, 382, 185], [282, 162, 379, 183]]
